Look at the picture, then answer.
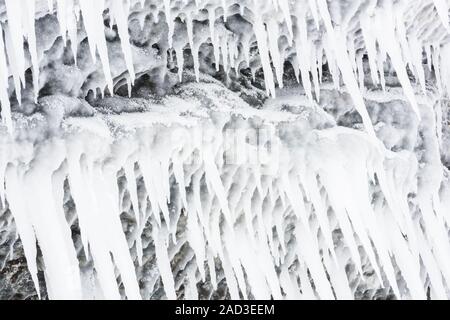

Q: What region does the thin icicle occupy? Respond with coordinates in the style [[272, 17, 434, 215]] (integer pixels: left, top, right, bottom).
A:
[[253, 13, 276, 97], [279, 0, 293, 44], [266, 19, 284, 88], [153, 222, 177, 300], [222, 0, 228, 22], [5, 166, 41, 298], [22, 0, 39, 102], [4, 0, 26, 104], [111, 0, 136, 84], [293, 7, 313, 102], [317, 0, 377, 140], [0, 24, 12, 132], [360, 14, 380, 86], [56, 0, 68, 43]]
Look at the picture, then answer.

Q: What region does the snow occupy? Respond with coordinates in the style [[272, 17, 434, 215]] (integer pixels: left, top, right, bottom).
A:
[[0, 0, 449, 301], [0, 0, 447, 137]]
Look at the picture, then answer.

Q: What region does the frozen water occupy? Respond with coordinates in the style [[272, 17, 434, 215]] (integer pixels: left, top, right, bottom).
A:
[[0, 0, 449, 300]]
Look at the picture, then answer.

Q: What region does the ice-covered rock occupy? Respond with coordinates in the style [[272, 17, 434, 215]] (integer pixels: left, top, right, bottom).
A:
[[0, 0, 449, 300]]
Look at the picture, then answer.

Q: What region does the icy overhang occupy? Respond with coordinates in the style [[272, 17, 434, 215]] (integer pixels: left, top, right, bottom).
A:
[[0, 0, 450, 136]]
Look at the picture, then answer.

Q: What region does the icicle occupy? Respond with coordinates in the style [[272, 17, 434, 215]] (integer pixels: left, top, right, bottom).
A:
[[66, 144, 91, 259], [433, 44, 443, 94], [310, 47, 320, 100], [4, 0, 26, 104], [317, 45, 323, 84], [356, 52, 365, 92], [2, 0, 450, 302], [299, 171, 336, 266], [22, 141, 83, 299], [48, 0, 54, 13], [111, 0, 136, 84], [57, 0, 68, 43], [67, 143, 135, 299], [295, 220, 334, 299], [0, 24, 12, 133], [408, 33, 427, 95], [236, 229, 271, 299], [222, 34, 232, 75], [308, 0, 321, 29], [186, 205, 206, 280], [92, 166, 141, 300], [377, 49, 387, 91], [79, 0, 114, 95], [425, 45, 432, 71], [433, 0, 450, 32], [204, 151, 234, 227], [322, 250, 353, 299], [317, 0, 377, 140], [322, 34, 340, 89], [253, 14, 276, 97], [5, 166, 40, 298], [279, 0, 293, 44], [66, 0, 79, 64], [222, 0, 228, 22], [209, 9, 221, 72], [416, 224, 447, 299], [373, 2, 421, 119], [186, 14, 200, 82], [152, 222, 177, 299], [124, 161, 143, 265], [294, 8, 313, 102], [164, 0, 174, 48], [266, 19, 284, 88], [138, 12, 146, 31], [127, 77, 132, 97], [360, 14, 380, 86], [124, 162, 140, 228], [22, 0, 39, 103]]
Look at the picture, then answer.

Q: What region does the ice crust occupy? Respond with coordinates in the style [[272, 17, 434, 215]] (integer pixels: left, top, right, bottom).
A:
[[0, 0, 449, 300]]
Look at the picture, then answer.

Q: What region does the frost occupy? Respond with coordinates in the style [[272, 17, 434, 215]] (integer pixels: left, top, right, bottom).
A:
[[0, 0, 448, 134], [0, 0, 449, 301]]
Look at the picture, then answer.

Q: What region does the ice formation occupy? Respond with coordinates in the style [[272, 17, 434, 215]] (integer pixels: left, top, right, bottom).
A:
[[0, 0, 450, 300]]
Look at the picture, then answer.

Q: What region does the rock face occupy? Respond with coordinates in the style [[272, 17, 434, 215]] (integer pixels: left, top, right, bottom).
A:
[[0, 0, 450, 300]]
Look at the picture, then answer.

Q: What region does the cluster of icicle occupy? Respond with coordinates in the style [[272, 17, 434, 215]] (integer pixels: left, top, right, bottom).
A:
[[1, 83, 449, 299], [1, 0, 450, 136]]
